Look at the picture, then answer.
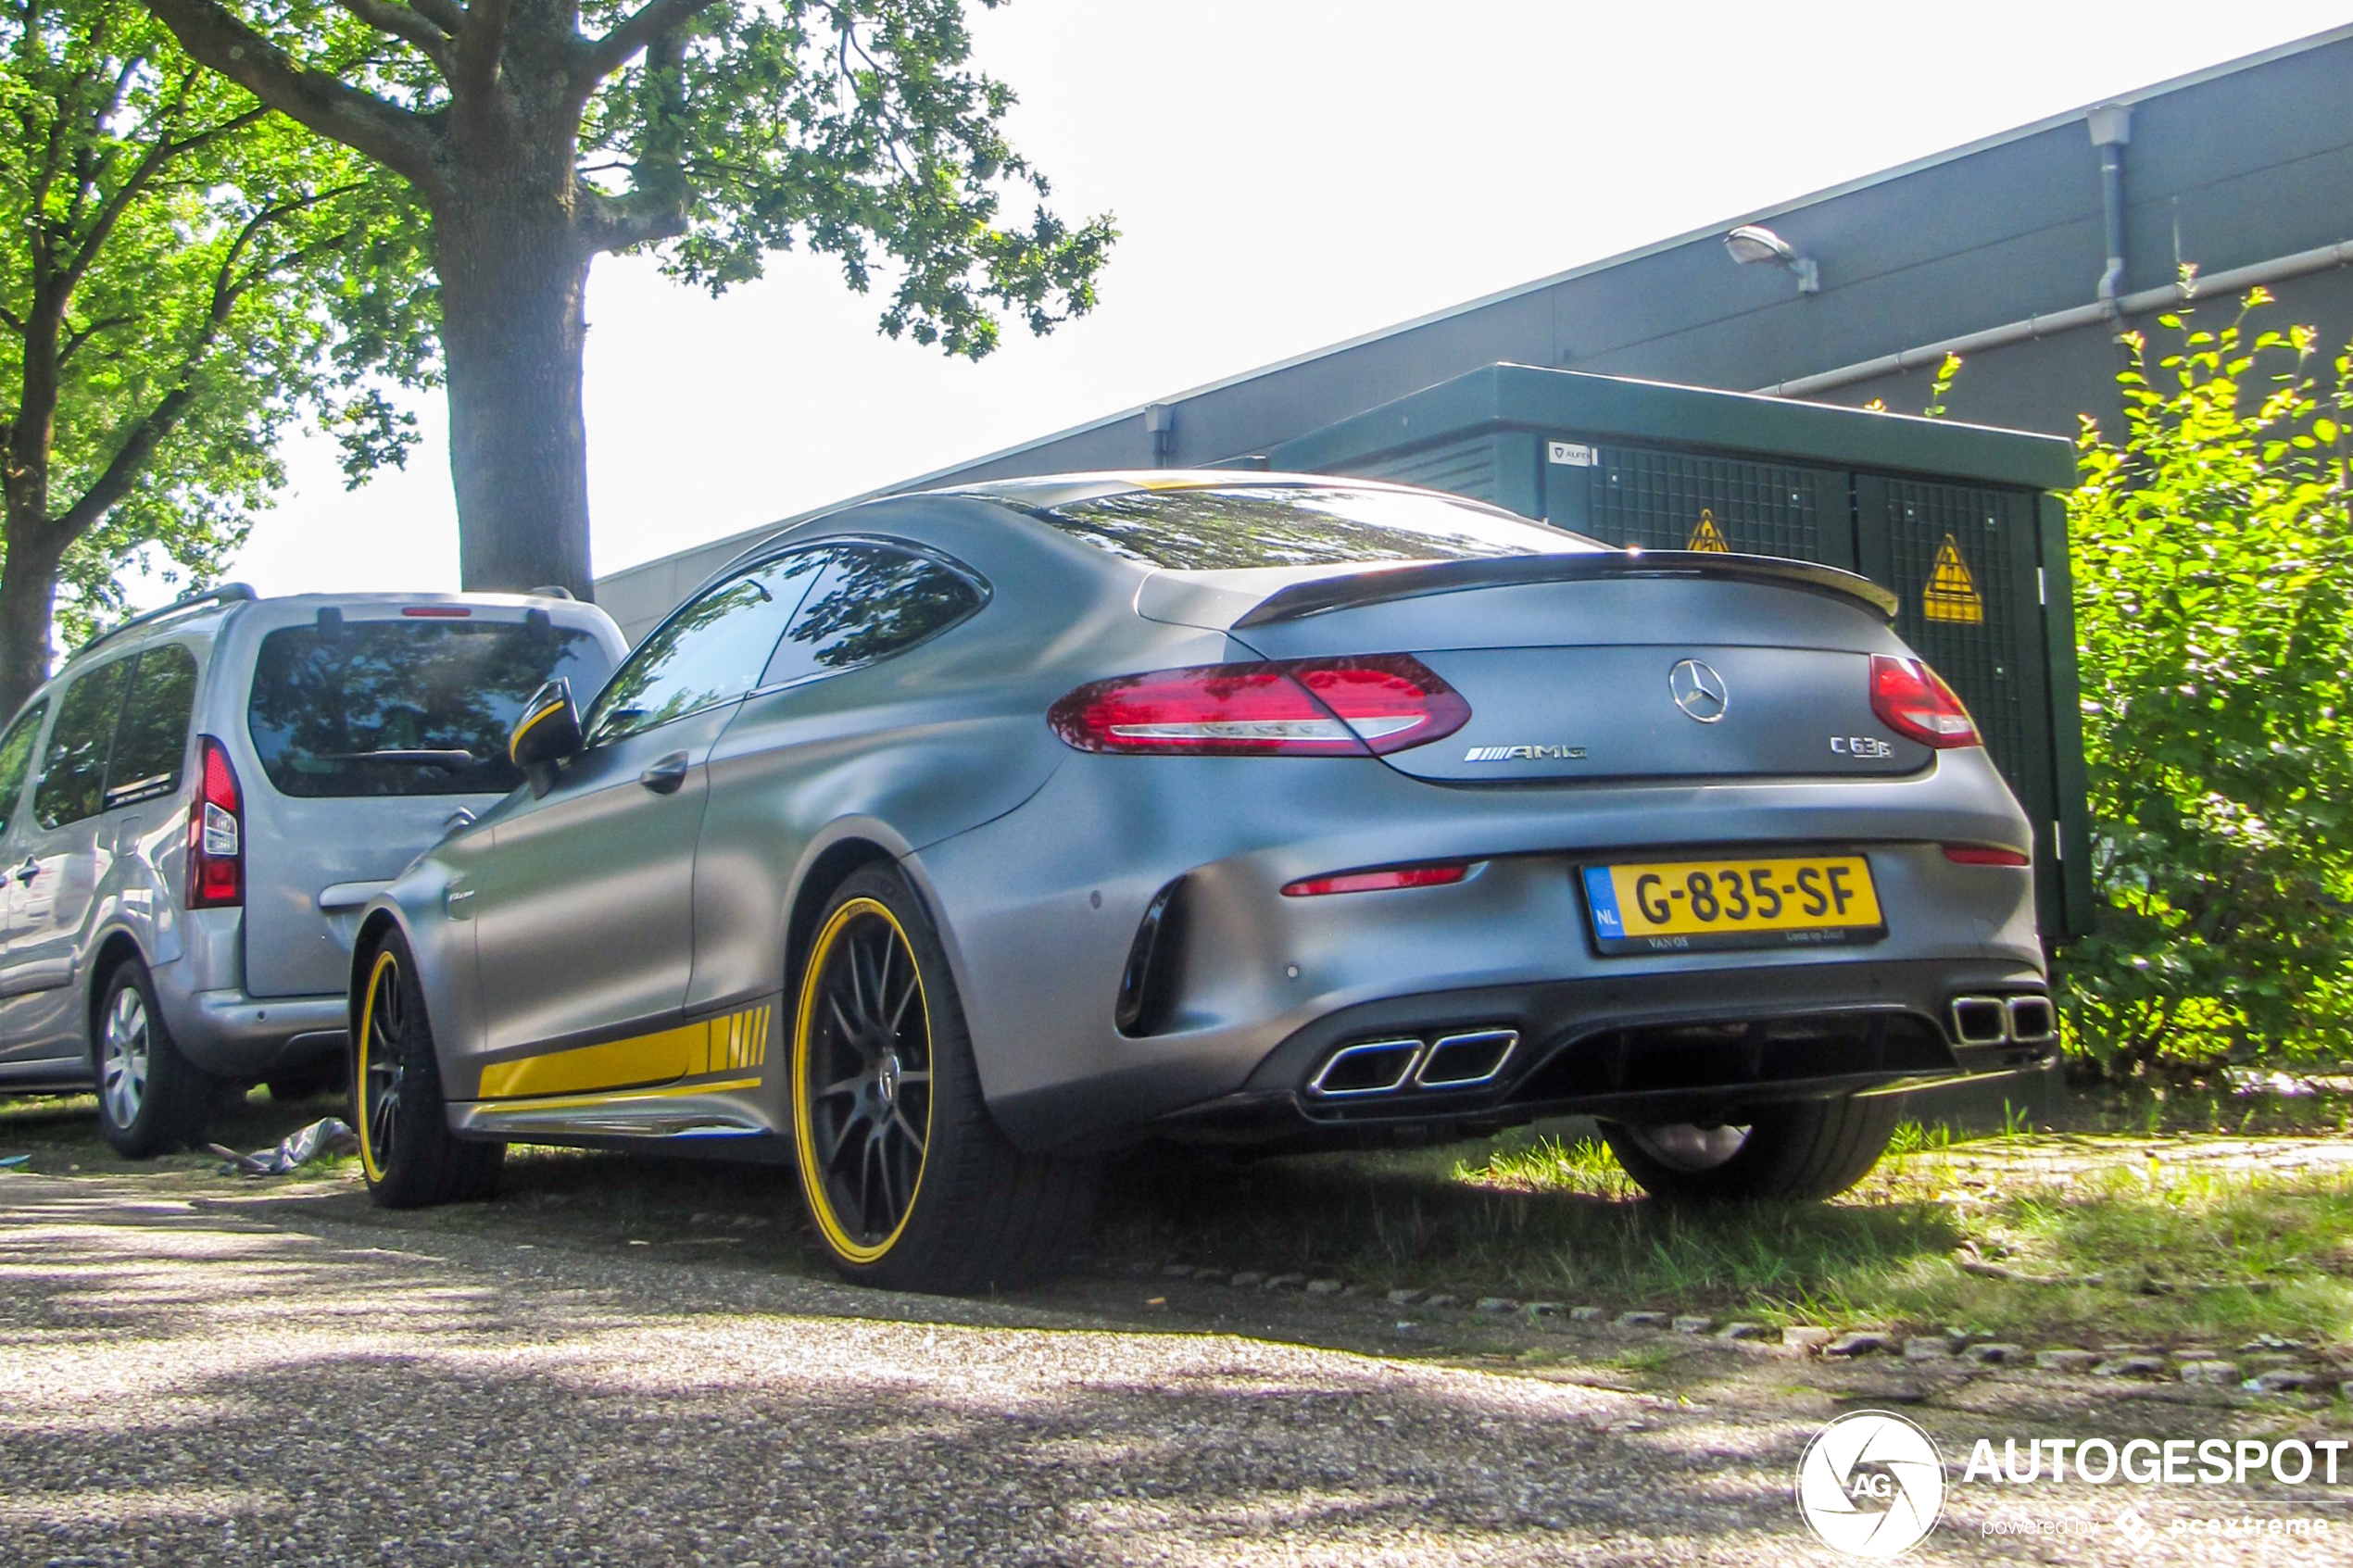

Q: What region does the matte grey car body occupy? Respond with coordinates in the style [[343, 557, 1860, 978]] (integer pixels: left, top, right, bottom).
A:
[[357, 473, 2052, 1210], [0, 588, 623, 1137]]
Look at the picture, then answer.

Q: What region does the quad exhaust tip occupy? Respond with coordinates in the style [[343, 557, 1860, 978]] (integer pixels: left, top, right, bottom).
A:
[[1307, 1027, 1520, 1098], [2006, 996, 2057, 1045], [1950, 997, 2009, 1046], [1416, 1029, 1519, 1088], [1308, 1039, 1423, 1097], [1949, 995, 2057, 1047]]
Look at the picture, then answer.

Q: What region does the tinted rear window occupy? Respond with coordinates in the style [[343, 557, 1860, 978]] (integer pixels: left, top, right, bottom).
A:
[[107, 645, 198, 809], [34, 658, 133, 828], [1032, 485, 1598, 571], [247, 621, 614, 798]]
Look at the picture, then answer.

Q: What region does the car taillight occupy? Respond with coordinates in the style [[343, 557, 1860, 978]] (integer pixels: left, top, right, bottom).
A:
[[185, 737, 243, 909], [1282, 863, 1471, 897], [1869, 655, 1980, 748], [1050, 655, 1470, 757]]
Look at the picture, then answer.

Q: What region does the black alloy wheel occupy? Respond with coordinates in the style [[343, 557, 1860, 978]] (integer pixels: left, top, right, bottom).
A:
[[798, 897, 934, 1258]]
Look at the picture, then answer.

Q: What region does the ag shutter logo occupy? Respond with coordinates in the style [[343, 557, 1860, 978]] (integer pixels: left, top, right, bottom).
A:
[[1796, 1411, 1947, 1558]]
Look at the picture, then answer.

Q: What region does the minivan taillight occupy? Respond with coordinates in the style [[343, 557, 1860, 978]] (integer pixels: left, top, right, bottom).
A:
[[1050, 655, 1471, 756], [185, 737, 243, 909], [1869, 655, 1981, 748]]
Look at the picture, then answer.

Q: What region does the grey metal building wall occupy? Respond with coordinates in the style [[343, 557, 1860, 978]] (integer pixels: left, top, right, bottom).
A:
[[598, 25, 2353, 641]]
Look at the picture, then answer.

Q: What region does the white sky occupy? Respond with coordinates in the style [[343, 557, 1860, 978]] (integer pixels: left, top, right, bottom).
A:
[[173, 2, 2349, 604]]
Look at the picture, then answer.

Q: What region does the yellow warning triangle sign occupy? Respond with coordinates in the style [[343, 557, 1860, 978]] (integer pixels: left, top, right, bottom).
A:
[[1922, 533, 1984, 624], [1687, 510, 1730, 552]]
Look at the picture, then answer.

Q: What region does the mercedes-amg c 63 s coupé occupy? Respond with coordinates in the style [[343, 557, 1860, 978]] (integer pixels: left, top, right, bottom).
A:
[[349, 473, 2056, 1293]]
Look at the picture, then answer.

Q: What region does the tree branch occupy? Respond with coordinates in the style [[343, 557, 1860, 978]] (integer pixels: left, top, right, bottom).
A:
[[328, 0, 454, 75], [143, 0, 447, 198], [62, 103, 272, 297], [405, 0, 466, 31], [577, 184, 686, 256], [51, 184, 365, 540], [58, 314, 136, 366], [451, 0, 510, 101], [576, 0, 720, 87]]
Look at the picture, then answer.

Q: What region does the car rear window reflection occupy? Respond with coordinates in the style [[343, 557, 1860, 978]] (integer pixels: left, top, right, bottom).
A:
[[247, 621, 613, 797], [1033, 485, 1600, 571]]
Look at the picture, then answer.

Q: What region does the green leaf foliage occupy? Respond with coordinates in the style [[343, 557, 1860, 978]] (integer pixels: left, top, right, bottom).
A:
[[603, 0, 1116, 358], [2057, 287, 2353, 1073], [0, 0, 433, 693], [150, 0, 1113, 359], [141, 0, 1114, 594]]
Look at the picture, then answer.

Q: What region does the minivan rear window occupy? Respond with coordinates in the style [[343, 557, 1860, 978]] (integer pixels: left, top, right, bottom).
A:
[[1031, 485, 1599, 571], [247, 621, 613, 798]]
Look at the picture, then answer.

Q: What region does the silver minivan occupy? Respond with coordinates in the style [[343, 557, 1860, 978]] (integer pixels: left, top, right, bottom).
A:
[[0, 584, 624, 1155]]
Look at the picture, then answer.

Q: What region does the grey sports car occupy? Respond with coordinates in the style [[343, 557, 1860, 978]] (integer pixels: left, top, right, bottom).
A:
[[350, 472, 2054, 1293]]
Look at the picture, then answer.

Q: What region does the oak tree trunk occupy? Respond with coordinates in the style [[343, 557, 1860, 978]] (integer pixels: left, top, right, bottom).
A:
[[434, 190, 597, 601], [2, 284, 66, 714], [0, 527, 63, 717]]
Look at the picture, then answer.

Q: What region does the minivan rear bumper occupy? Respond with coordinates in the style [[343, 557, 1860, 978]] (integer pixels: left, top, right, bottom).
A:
[[152, 981, 346, 1078]]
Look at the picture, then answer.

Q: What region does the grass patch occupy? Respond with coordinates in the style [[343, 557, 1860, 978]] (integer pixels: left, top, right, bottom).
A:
[[1099, 1117, 2353, 1353], [10, 1073, 2353, 1355]]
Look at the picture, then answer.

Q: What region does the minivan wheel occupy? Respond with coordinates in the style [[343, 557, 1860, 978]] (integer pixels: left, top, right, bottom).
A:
[[95, 960, 220, 1160], [355, 935, 503, 1208], [1600, 1093, 1903, 1204], [790, 866, 1101, 1294]]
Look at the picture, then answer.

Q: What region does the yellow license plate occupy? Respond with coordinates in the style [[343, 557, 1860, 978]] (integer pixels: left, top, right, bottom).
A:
[[1580, 855, 1883, 953]]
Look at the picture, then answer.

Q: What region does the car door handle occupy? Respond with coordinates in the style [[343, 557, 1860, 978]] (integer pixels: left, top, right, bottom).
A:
[[10, 859, 35, 885], [637, 753, 691, 795]]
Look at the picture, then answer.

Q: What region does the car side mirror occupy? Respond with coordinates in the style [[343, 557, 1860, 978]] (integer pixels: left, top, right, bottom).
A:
[[509, 678, 584, 794]]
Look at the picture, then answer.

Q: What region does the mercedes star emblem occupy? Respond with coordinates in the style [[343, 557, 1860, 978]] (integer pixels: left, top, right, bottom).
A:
[[1669, 659, 1729, 722]]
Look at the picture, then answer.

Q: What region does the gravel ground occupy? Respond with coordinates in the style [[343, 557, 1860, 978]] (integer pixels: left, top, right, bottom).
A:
[[3, 1168, 2350, 1566]]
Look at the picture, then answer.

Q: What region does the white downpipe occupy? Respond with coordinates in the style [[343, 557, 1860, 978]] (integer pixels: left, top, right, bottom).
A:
[[1754, 239, 2353, 399]]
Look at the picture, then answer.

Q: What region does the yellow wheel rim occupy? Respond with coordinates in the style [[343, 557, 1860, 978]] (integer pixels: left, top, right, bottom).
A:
[[793, 897, 933, 1264], [356, 949, 401, 1185]]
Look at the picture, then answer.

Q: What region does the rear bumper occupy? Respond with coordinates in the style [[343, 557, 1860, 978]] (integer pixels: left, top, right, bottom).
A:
[[149, 980, 347, 1079], [916, 749, 2045, 1153], [1142, 959, 2055, 1148]]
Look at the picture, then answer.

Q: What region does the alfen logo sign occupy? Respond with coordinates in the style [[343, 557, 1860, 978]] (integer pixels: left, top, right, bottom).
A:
[[1796, 1411, 1948, 1558]]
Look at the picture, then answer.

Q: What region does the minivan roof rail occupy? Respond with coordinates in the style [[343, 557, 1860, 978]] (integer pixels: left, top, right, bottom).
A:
[[72, 583, 259, 660]]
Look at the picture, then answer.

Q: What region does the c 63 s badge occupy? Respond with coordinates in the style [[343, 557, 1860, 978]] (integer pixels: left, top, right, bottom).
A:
[[1465, 744, 1587, 762], [1831, 736, 1894, 759]]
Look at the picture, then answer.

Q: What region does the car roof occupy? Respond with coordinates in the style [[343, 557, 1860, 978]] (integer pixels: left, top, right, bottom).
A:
[[929, 469, 1536, 522], [46, 585, 607, 690]]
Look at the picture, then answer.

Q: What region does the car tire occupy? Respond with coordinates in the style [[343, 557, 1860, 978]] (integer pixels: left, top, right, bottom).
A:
[[355, 933, 503, 1208], [1600, 1093, 1902, 1204], [790, 865, 1101, 1294], [94, 958, 220, 1160]]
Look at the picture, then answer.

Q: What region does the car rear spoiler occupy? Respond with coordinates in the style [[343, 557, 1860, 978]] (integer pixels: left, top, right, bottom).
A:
[[1229, 549, 1901, 627]]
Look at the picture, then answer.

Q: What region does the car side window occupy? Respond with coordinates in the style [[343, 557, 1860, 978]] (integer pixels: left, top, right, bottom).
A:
[[105, 644, 199, 810], [31, 658, 134, 830], [760, 544, 984, 688], [585, 550, 826, 745], [0, 699, 51, 839]]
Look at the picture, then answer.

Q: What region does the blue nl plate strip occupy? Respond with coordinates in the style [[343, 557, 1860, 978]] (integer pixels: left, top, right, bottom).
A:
[[1581, 866, 1626, 939]]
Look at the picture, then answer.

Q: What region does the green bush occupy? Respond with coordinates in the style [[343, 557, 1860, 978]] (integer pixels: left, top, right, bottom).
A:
[[2055, 287, 2353, 1074]]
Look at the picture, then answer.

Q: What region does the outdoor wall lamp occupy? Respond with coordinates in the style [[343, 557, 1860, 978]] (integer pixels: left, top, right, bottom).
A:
[[1724, 224, 1820, 295]]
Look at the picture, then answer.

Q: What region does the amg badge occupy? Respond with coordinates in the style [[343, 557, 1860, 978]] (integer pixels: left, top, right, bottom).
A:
[[1465, 744, 1587, 762]]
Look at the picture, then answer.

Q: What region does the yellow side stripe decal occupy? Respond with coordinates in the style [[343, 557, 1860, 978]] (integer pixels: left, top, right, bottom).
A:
[[478, 1005, 773, 1100]]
